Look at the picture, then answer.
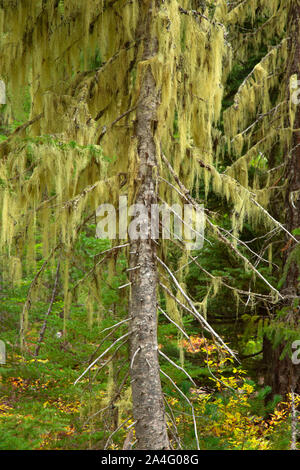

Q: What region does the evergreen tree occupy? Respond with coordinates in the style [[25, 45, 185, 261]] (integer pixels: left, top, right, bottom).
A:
[[220, 0, 300, 397], [1, 0, 299, 449]]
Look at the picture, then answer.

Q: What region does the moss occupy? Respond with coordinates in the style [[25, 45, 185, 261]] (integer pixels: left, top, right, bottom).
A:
[[0, 0, 295, 349]]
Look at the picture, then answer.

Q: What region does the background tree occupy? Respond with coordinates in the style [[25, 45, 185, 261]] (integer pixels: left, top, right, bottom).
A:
[[218, 0, 300, 398]]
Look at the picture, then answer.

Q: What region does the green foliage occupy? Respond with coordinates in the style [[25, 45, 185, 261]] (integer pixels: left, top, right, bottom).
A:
[[0, 0, 298, 451]]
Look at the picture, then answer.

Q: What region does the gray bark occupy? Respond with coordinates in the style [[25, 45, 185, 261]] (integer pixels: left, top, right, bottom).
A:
[[128, 1, 169, 450]]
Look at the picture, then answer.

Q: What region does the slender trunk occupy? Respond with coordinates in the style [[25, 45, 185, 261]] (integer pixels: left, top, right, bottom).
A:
[[264, 1, 300, 397], [128, 1, 169, 450]]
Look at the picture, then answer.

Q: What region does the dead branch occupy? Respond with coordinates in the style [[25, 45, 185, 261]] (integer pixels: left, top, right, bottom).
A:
[[35, 261, 60, 356]]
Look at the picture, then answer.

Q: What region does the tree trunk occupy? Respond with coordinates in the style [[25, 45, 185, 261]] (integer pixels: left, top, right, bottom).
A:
[[128, 1, 169, 450], [264, 1, 300, 397]]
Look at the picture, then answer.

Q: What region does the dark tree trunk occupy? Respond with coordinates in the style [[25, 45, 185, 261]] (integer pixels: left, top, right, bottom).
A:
[[128, 1, 169, 450], [264, 1, 300, 397]]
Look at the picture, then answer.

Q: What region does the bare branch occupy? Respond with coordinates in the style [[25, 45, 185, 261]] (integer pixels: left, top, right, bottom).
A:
[[164, 397, 183, 450], [104, 417, 134, 450], [160, 369, 200, 450], [94, 243, 129, 259], [206, 217, 284, 299], [162, 153, 283, 299], [100, 318, 131, 335], [35, 261, 60, 356], [157, 256, 239, 361], [159, 349, 197, 387], [158, 306, 195, 350], [130, 347, 141, 369], [86, 318, 130, 366], [74, 332, 130, 385], [20, 244, 62, 349], [250, 197, 299, 244], [93, 339, 129, 380]]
